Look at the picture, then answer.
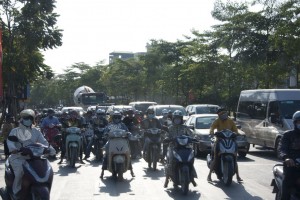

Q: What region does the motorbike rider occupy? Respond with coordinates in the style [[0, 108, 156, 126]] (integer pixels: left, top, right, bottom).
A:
[[100, 111, 135, 178], [83, 109, 108, 160], [41, 108, 62, 131], [141, 108, 162, 156], [1, 114, 16, 159], [6, 109, 56, 199], [207, 108, 243, 182], [279, 110, 300, 200], [123, 109, 142, 159], [58, 109, 85, 164], [164, 110, 195, 187]]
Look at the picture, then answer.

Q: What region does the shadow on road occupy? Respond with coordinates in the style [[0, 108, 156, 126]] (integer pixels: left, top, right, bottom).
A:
[[142, 166, 165, 180], [99, 176, 133, 196], [165, 187, 201, 199], [54, 164, 82, 176], [208, 180, 263, 200], [248, 147, 280, 162]]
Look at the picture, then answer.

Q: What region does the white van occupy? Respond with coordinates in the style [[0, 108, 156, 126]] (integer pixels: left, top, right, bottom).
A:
[[235, 89, 300, 155]]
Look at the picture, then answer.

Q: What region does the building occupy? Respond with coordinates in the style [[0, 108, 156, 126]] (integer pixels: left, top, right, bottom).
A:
[[109, 51, 146, 64]]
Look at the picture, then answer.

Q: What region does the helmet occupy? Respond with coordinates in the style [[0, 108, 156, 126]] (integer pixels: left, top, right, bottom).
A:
[[127, 109, 134, 115], [20, 109, 35, 119], [146, 108, 155, 114], [48, 108, 55, 114], [172, 110, 183, 125], [173, 110, 183, 118], [216, 108, 226, 114], [292, 111, 300, 123], [96, 109, 106, 115], [162, 109, 168, 115], [112, 111, 122, 118]]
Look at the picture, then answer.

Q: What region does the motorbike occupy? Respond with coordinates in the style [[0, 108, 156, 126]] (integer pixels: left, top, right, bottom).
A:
[[92, 127, 106, 160], [0, 136, 53, 200], [164, 135, 198, 195], [42, 125, 62, 156], [143, 128, 162, 170], [128, 130, 142, 159], [105, 129, 131, 181], [206, 129, 238, 186], [65, 127, 83, 167], [82, 123, 94, 153], [271, 158, 300, 200]]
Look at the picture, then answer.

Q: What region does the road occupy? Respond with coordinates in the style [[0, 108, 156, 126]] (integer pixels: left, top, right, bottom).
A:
[[0, 146, 278, 200]]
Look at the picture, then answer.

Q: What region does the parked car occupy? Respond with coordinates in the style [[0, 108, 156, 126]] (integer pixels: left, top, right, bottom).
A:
[[129, 101, 157, 115], [185, 104, 220, 116], [185, 114, 249, 157], [147, 105, 189, 121], [87, 105, 110, 113], [61, 106, 84, 116]]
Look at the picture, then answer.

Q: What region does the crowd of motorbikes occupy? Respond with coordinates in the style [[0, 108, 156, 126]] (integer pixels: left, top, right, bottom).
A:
[[1, 108, 300, 199]]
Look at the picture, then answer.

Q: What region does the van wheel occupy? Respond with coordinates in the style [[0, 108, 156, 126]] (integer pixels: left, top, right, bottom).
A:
[[275, 138, 281, 159], [238, 151, 247, 158]]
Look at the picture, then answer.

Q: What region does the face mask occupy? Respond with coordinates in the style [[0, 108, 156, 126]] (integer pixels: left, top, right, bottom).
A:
[[22, 119, 32, 127], [148, 114, 154, 119], [219, 113, 228, 121], [174, 118, 181, 125]]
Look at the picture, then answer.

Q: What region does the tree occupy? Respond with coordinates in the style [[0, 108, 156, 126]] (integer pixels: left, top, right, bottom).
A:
[[0, 0, 62, 119]]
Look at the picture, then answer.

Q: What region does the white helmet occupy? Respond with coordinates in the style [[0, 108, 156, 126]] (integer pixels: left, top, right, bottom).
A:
[[20, 109, 35, 119], [292, 111, 300, 123]]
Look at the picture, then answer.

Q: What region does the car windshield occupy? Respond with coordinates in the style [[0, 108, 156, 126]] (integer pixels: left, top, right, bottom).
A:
[[278, 100, 300, 119], [196, 106, 219, 114], [195, 116, 217, 129], [156, 106, 187, 116], [134, 104, 155, 113]]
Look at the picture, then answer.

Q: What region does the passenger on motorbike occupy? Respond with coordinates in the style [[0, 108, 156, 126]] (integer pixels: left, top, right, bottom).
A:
[[141, 108, 162, 156], [207, 108, 243, 182], [159, 109, 172, 131], [164, 110, 195, 187], [123, 109, 139, 132], [83, 109, 108, 160], [6, 109, 56, 199], [58, 110, 85, 164], [100, 111, 135, 178], [41, 108, 61, 132], [279, 111, 300, 200]]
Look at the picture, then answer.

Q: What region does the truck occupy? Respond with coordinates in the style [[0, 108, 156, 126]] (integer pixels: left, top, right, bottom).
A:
[[73, 86, 109, 110]]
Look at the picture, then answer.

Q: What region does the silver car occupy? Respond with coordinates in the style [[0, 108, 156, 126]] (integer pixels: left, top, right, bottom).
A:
[[185, 114, 249, 157]]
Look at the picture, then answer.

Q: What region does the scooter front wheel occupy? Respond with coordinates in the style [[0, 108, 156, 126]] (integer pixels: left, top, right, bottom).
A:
[[222, 160, 233, 186], [69, 147, 78, 168]]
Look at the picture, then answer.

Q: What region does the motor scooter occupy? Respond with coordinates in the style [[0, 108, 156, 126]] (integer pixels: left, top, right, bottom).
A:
[[206, 129, 237, 186], [164, 135, 198, 195], [271, 158, 300, 200], [143, 128, 162, 170], [92, 127, 106, 160], [65, 127, 83, 167], [0, 136, 54, 200], [105, 129, 131, 181], [42, 125, 61, 155]]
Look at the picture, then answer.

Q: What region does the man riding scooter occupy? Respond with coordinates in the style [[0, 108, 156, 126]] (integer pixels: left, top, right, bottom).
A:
[[7, 109, 56, 199], [279, 111, 300, 200], [100, 111, 135, 179]]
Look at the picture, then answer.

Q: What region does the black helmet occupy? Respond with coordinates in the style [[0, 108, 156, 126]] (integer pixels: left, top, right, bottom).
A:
[[216, 108, 226, 114], [48, 108, 55, 114], [146, 108, 154, 114]]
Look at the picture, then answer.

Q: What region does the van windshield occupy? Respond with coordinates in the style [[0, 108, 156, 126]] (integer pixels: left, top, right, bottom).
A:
[[279, 100, 300, 119]]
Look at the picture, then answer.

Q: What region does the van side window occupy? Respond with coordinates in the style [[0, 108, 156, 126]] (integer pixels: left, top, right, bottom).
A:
[[238, 101, 267, 120]]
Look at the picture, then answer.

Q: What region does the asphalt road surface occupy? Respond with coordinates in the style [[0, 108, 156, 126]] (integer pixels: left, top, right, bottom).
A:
[[0, 145, 279, 200]]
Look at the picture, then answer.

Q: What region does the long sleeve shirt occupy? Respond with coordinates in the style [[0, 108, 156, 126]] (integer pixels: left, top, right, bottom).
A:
[[279, 129, 300, 161], [209, 118, 238, 136]]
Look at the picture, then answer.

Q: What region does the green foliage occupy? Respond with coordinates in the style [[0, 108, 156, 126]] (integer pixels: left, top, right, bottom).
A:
[[29, 0, 300, 112]]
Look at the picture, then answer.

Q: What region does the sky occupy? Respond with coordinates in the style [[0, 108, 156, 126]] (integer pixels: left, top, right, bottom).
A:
[[43, 0, 222, 74]]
